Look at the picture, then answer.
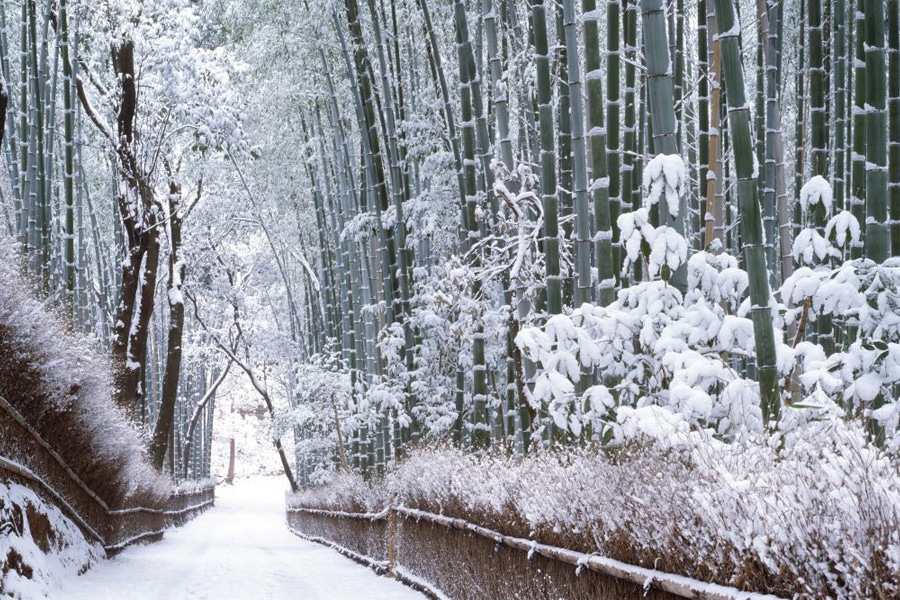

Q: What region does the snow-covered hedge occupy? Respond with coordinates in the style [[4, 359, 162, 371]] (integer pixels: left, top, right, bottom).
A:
[[0, 239, 170, 508], [289, 419, 900, 599]]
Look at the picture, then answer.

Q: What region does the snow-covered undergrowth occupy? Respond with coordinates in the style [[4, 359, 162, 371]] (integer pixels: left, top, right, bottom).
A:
[[0, 239, 173, 590], [289, 421, 900, 599], [288, 173, 900, 597], [289, 170, 900, 597], [0, 480, 103, 598], [0, 239, 170, 508]]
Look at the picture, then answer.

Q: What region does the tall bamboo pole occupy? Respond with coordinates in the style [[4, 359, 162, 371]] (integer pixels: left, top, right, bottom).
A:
[[834, 0, 848, 212], [60, 0, 76, 314], [808, 0, 829, 179], [531, 0, 562, 316], [851, 0, 867, 257], [713, 0, 779, 425], [888, 0, 900, 252], [606, 0, 621, 264], [584, 0, 615, 306], [864, 0, 889, 263], [562, 0, 591, 308]]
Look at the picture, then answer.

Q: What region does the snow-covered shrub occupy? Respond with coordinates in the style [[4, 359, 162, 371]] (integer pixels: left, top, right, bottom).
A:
[[288, 347, 351, 485], [287, 470, 387, 514], [290, 426, 900, 598], [0, 239, 171, 508], [517, 245, 786, 440]]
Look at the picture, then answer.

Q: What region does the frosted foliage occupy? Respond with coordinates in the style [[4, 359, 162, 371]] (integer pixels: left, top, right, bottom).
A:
[[617, 209, 687, 280], [293, 437, 900, 598], [826, 210, 862, 248], [288, 352, 351, 485], [799, 175, 834, 215], [518, 244, 780, 438], [136, 2, 247, 153], [792, 228, 840, 265], [614, 405, 691, 446], [642, 154, 687, 217], [777, 258, 900, 450], [0, 240, 171, 505], [518, 240, 900, 452], [648, 227, 688, 279]]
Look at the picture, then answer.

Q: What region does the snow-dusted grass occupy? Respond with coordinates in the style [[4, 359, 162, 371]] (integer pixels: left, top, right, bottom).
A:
[[289, 419, 900, 599], [0, 239, 170, 508]]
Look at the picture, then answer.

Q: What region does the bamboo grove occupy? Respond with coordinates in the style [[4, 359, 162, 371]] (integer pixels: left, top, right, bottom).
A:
[[1, 0, 900, 486], [274, 0, 900, 481], [0, 0, 228, 481]]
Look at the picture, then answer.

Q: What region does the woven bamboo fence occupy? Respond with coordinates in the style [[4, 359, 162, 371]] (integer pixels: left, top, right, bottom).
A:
[[0, 394, 214, 554], [286, 504, 786, 600]]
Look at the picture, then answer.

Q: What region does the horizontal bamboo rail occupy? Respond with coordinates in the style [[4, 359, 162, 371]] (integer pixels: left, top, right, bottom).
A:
[[0, 394, 214, 554], [286, 504, 788, 600]]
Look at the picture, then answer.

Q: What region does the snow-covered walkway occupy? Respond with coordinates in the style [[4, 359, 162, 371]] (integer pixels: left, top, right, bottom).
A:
[[55, 477, 426, 600]]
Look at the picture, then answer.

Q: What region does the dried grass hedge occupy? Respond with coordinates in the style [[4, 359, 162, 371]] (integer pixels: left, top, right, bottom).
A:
[[287, 509, 388, 563], [0, 240, 169, 511], [394, 513, 681, 600]]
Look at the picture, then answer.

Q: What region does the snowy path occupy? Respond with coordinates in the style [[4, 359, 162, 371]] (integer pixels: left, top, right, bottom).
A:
[[55, 477, 426, 600]]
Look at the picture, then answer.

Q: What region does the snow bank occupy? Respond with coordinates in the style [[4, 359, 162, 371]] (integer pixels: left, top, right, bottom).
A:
[[1, 481, 103, 598]]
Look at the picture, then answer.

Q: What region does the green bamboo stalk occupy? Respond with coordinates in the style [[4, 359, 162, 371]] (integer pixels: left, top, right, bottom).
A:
[[673, 0, 685, 152], [561, 0, 590, 308], [808, 0, 828, 179], [864, 0, 889, 263], [453, 0, 489, 450], [641, 0, 678, 158], [29, 0, 49, 287], [760, 0, 776, 273], [484, 0, 514, 173], [20, 0, 33, 262], [584, 0, 615, 306], [851, 0, 867, 257], [531, 0, 561, 316], [755, 12, 771, 275], [463, 4, 495, 225], [713, 0, 779, 424], [556, 3, 573, 302], [792, 2, 807, 264], [888, 0, 900, 252], [485, 0, 521, 450], [623, 0, 638, 255], [834, 0, 848, 212], [60, 0, 75, 313], [762, 0, 791, 283], [698, 0, 709, 216], [606, 0, 621, 253]]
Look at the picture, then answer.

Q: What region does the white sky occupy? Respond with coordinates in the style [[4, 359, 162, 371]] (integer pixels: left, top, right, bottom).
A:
[[54, 477, 426, 600]]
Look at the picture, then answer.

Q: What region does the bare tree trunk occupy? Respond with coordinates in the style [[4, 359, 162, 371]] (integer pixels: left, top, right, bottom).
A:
[[150, 177, 191, 470], [184, 360, 232, 480], [226, 438, 235, 485]]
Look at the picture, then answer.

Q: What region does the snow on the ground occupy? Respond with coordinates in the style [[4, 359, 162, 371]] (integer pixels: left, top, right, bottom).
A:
[[1, 479, 104, 599], [54, 477, 426, 600]]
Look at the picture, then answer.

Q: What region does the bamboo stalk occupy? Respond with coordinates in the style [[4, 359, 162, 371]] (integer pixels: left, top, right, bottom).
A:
[[713, 0, 780, 425]]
